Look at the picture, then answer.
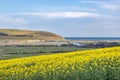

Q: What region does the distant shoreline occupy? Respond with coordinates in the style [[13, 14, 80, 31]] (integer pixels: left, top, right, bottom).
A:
[[65, 37, 120, 41]]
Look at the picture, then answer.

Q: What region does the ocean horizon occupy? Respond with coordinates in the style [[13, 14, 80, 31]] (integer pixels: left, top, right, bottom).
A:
[[65, 37, 120, 40]]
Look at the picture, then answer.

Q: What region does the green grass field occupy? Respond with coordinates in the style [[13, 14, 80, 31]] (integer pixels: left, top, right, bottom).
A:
[[0, 46, 92, 60]]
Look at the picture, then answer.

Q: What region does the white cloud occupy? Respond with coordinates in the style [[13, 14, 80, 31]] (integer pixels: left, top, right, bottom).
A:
[[80, 0, 120, 11], [20, 12, 101, 19], [0, 16, 26, 23], [101, 3, 119, 11], [0, 15, 27, 29], [71, 6, 97, 12], [80, 1, 98, 4]]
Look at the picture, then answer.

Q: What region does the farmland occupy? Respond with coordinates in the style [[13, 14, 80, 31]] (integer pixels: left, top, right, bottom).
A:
[[0, 46, 91, 60], [0, 47, 120, 80]]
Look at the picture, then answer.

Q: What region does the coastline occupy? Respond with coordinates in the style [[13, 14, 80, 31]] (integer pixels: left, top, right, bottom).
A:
[[0, 38, 120, 47]]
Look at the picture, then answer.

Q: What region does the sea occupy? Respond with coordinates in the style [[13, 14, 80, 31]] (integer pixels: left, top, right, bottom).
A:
[[65, 37, 120, 41]]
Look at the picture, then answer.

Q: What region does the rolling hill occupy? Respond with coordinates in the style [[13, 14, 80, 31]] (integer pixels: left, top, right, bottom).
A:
[[0, 29, 63, 40]]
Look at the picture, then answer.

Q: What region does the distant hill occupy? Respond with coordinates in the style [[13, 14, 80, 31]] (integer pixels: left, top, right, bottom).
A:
[[0, 29, 63, 40]]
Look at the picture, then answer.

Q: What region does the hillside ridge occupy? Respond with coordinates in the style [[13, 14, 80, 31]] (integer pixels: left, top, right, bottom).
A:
[[0, 29, 63, 40]]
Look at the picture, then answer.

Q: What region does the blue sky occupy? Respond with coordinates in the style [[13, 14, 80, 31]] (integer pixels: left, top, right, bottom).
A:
[[0, 0, 120, 37]]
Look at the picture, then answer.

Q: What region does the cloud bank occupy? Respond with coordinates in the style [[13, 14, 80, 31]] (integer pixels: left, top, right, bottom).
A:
[[0, 15, 27, 29], [20, 12, 101, 19]]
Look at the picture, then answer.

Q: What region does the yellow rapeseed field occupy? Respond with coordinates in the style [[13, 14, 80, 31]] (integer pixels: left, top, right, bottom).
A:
[[0, 47, 120, 80]]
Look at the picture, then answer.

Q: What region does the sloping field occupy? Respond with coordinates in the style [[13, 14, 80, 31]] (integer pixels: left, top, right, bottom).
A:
[[0, 29, 63, 40], [0, 47, 120, 80]]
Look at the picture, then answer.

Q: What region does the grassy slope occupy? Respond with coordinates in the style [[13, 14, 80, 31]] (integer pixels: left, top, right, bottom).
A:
[[0, 46, 91, 60], [0, 29, 63, 40], [0, 47, 120, 80]]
